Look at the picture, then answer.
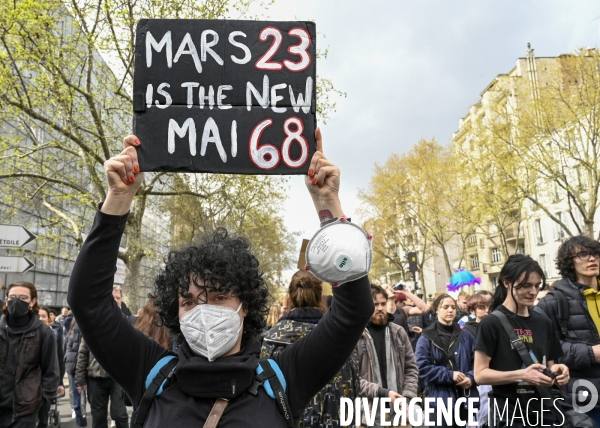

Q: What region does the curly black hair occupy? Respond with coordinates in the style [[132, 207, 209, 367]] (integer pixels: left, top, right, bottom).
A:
[[150, 228, 269, 345], [556, 235, 600, 282]]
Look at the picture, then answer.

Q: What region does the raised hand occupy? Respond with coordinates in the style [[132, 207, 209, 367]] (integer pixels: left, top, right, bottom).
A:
[[101, 135, 143, 215], [305, 128, 344, 223]]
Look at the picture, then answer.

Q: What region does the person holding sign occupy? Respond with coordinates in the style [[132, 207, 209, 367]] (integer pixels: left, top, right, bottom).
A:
[[68, 130, 374, 427]]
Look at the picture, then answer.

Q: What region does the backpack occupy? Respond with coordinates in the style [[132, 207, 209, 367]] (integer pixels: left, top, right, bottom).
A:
[[129, 355, 292, 428], [262, 321, 360, 428], [549, 289, 598, 345]]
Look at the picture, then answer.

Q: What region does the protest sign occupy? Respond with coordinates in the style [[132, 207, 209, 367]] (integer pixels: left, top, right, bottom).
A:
[[133, 19, 317, 175]]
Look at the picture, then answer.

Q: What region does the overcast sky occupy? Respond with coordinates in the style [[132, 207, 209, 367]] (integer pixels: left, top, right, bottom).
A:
[[257, 0, 600, 283]]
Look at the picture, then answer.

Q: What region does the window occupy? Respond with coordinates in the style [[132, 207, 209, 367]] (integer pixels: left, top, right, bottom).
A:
[[471, 254, 480, 270], [535, 219, 545, 244], [555, 212, 566, 240], [469, 234, 477, 246], [539, 254, 549, 278], [492, 247, 502, 264], [517, 243, 526, 255], [489, 224, 499, 237]]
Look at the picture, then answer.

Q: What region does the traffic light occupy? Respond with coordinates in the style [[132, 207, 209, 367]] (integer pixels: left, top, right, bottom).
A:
[[407, 252, 418, 273]]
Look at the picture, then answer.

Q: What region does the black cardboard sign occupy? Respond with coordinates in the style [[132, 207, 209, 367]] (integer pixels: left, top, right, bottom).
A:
[[133, 19, 317, 174]]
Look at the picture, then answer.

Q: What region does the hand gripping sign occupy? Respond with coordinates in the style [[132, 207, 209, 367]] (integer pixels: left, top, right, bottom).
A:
[[133, 19, 317, 175], [304, 218, 373, 287]]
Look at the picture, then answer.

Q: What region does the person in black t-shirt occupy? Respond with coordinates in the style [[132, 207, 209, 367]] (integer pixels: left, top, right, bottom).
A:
[[474, 255, 570, 428]]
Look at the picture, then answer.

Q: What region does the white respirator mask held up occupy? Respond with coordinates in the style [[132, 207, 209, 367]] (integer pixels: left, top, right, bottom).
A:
[[305, 217, 373, 287], [179, 301, 244, 362]]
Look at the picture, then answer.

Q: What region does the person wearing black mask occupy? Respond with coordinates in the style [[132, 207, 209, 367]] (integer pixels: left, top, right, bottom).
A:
[[0, 281, 60, 428]]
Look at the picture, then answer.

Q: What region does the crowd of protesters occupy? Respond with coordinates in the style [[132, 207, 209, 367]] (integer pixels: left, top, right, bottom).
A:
[[2, 233, 600, 428], [0, 199, 600, 428]]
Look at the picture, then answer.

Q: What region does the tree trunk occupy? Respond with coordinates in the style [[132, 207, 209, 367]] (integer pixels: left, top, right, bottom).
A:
[[441, 246, 452, 279], [124, 257, 142, 313], [585, 218, 594, 238]]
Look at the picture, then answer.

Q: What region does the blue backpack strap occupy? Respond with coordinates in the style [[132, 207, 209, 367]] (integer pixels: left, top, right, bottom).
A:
[[249, 359, 293, 428], [131, 355, 178, 428], [254, 359, 286, 397], [144, 355, 177, 396]]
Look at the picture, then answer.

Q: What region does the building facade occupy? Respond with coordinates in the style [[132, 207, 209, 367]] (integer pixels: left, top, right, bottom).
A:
[[449, 45, 600, 291]]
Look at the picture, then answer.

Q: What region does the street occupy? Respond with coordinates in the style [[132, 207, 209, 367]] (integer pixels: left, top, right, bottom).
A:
[[54, 392, 82, 428]]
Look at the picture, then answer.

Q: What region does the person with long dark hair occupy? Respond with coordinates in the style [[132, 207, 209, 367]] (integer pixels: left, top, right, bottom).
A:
[[535, 235, 600, 425], [474, 255, 569, 427], [261, 270, 359, 427], [415, 294, 478, 428], [68, 132, 374, 427]]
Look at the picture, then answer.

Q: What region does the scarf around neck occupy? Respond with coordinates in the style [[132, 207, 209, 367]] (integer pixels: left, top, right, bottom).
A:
[[175, 336, 261, 399]]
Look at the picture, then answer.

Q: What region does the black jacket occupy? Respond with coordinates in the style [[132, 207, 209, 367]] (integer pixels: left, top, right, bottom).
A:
[[68, 209, 374, 427], [50, 321, 65, 386], [463, 320, 479, 338], [0, 313, 60, 418], [64, 321, 83, 375], [534, 278, 600, 408]]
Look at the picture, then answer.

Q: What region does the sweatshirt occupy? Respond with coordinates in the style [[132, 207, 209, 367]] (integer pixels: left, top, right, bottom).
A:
[[68, 209, 374, 427]]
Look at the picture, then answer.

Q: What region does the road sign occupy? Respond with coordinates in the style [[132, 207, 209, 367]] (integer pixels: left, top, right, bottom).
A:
[[0, 256, 35, 273], [0, 224, 36, 248]]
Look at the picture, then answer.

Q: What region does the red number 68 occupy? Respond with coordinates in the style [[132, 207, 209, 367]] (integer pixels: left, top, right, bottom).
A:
[[249, 117, 309, 170]]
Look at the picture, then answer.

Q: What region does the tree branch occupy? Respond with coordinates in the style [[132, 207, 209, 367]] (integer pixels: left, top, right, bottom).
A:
[[42, 197, 83, 247], [1, 97, 106, 165], [0, 173, 89, 194]]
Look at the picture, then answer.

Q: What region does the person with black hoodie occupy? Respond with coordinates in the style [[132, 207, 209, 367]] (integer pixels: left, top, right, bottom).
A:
[[0, 281, 60, 428], [68, 132, 374, 428]]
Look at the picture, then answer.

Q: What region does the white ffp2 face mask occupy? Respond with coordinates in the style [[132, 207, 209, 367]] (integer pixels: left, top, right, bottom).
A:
[[305, 218, 373, 286], [179, 302, 243, 362]]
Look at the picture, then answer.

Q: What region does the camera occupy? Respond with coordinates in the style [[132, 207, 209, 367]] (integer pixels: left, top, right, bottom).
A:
[[392, 281, 405, 291]]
